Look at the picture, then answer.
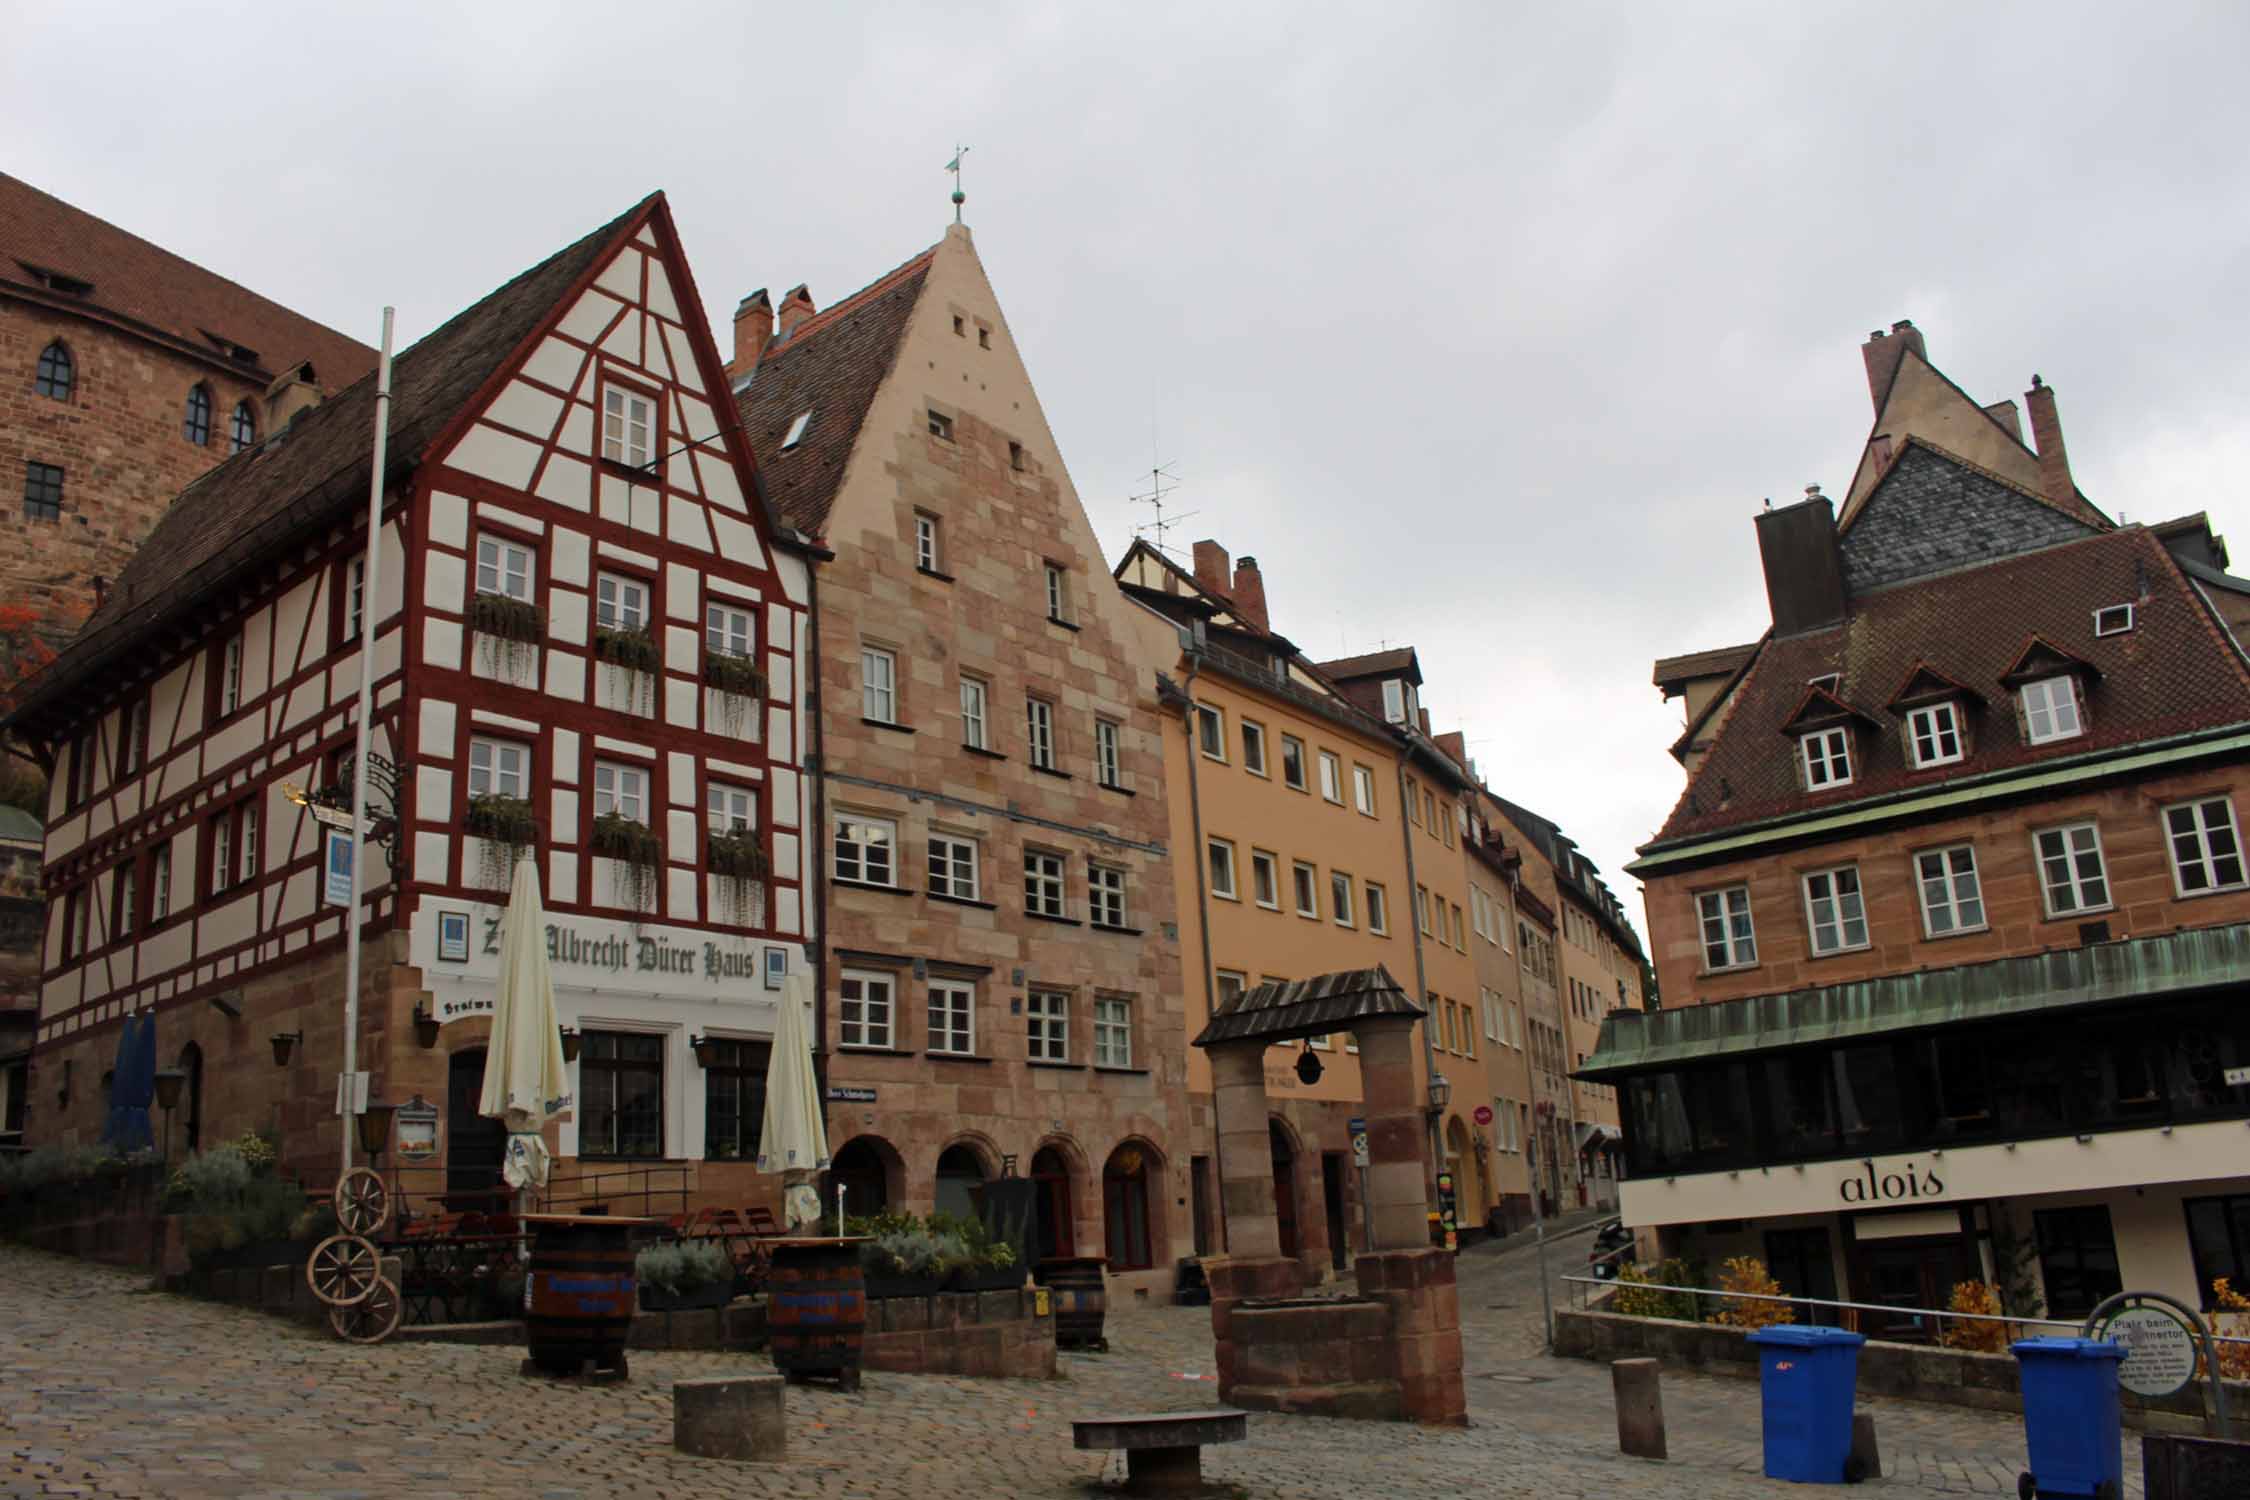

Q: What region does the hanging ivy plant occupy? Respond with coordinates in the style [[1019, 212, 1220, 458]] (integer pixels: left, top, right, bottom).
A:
[[709, 828, 769, 927], [703, 653, 766, 737], [591, 812, 662, 913], [471, 593, 545, 681], [595, 625, 660, 715], [465, 794, 538, 888]]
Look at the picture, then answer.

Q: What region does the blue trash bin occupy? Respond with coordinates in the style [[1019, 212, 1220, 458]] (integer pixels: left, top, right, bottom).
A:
[[2010, 1337, 2125, 1499], [1746, 1324, 1868, 1483]]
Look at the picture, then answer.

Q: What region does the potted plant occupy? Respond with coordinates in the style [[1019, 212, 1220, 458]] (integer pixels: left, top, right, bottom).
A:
[[595, 623, 660, 715], [591, 812, 662, 913], [470, 592, 544, 680], [465, 793, 539, 888], [709, 827, 768, 926], [703, 652, 765, 735], [859, 1227, 947, 1299], [637, 1239, 736, 1311], [929, 1211, 1025, 1292]]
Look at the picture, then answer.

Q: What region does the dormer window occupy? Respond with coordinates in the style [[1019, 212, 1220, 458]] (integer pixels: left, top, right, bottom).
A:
[[1799, 727, 1853, 789], [1906, 701, 1963, 768], [2021, 675, 2083, 745], [781, 410, 812, 450], [2093, 604, 2135, 637], [1381, 678, 1419, 726], [1808, 673, 1841, 694]]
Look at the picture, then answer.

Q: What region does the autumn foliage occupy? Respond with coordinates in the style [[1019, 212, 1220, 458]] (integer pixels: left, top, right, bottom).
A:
[[1938, 1280, 2015, 1353], [1709, 1256, 1794, 1331]]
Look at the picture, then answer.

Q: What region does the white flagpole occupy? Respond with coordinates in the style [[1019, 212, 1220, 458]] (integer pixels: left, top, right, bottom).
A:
[[340, 307, 395, 1177]]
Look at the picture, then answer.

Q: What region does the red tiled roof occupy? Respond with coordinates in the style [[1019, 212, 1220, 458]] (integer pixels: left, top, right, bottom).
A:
[[1648, 525, 2250, 845], [0, 171, 375, 389]]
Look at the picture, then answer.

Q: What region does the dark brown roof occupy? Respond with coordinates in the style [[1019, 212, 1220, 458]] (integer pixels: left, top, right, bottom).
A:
[[1192, 965, 1423, 1047], [1653, 642, 1757, 691], [1317, 647, 1420, 683], [1649, 524, 2250, 845], [7, 195, 656, 736], [732, 249, 933, 537], [0, 171, 375, 389]]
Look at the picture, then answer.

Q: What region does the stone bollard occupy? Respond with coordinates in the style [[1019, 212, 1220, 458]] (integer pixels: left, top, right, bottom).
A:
[[673, 1374, 786, 1461], [1612, 1357, 1667, 1460], [1850, 1408, 1882, 1480]]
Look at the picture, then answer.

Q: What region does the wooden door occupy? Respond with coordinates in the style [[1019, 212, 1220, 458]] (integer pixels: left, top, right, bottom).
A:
[[1270, 1122, 1298, 1259], [446, 1049, 507, 1195]]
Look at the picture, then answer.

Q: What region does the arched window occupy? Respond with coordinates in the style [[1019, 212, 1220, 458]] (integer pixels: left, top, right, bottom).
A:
[[934, 1142, 988, 1219], [183, 385, 212, 446], [229, 400, 256, 454], [34, 341, 73, 401]]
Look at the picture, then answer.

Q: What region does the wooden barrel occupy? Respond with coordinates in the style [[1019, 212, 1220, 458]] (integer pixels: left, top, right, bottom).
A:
[[522, 1214, 653, 1377], [1036, 1254, 1109, 1350], [767, 1238, 868, 1389]]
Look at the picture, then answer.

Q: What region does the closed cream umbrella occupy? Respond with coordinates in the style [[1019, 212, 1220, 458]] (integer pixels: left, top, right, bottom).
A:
[[756, 971, 829, 1230], [481, 853, 571, 1203]]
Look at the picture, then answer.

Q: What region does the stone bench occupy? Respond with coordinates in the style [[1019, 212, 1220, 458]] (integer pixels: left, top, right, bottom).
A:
[[1072, 1408, 1248, 1492], [673, 1374, 785, 1461]]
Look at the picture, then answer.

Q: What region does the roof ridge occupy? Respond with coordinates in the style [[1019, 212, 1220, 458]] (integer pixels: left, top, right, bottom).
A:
[[766, 245, 937, 354]]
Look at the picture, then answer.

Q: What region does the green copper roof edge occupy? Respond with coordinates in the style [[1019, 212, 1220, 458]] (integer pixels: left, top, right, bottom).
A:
[[1628, 725, 2250, 876]]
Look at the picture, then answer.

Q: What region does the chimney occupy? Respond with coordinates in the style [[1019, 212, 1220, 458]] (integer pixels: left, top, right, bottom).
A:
[[1192, 539, 1231, 599], [263, 361, 321, 432], [1229, 555, 1269, 631], [1860, 318, 1926, 413], [1755, 485, 1848, 636], [776, 284, 816, 341], [731, 289, 773, 378], [2024, 375, 2076, 511], [1982, 399, 2023, 443]]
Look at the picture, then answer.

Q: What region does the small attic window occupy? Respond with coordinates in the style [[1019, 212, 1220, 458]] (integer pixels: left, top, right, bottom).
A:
[[1808, 672, 1841, 693], [978, 327, 991, 349], [19, 261, 93, 297], [952, 315, 965, 337], [781, 411, 812, 450], [2093, 604, 2135, 637], [1008, 441, 1026, 472]]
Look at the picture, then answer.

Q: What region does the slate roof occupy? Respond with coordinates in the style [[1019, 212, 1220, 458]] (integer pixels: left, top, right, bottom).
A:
[[732, 249, 934, 538], [1839, 439, 2101, 595], [0, 171, 375, 389], [1647, 523, 2250, 846], [6, 196, 656, 737]]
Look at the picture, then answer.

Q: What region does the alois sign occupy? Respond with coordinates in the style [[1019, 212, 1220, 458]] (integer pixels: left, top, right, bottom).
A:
[[1837, 1157, 1946, 1206]]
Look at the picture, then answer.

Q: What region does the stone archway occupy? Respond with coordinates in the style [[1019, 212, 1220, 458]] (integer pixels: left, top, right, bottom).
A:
[[827, 1134, 902, 1220], [1101, 1138, 1163, 1272], [1031, 1141, 1079, 1259], [934, 1140, 990, 1219]]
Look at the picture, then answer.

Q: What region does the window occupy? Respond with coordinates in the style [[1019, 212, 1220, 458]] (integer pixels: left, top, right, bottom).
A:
[[1697, 886, 1756, 970], [834, 814, 896, 886], [1250, 848, 1279, 908], [926, 408, 953, 441], [34, 341, 72, 400], [1423, 789, 1437, 828], [1279, 734, 1307, 791], [1414, 884, 1431, 934], [579, 1032, 663, 1157], [113, 861, 135, 940], [1462, 1001, 1477, 1058], [1026, 698, 1056, 769], [219, 635, 243, 717], [1090, 864, 1127, 928], [1027, 989, 1070, 1061], [928, 980, 976, 1055], [1025, 850, 1068, 918], [1207, 837, 1238, 899], [1800, 727, 1852, 789], [210, 809, 233, 895], [592, 761, 648, 822], [595, 573, 648, 631], [1008, 439, 1025, 470], [702, 1038, 769, 1161], [1802, 866, 1868, 955], [1214, 970, 1247, 1009], [707, 782, 756, 835], [1195, 704, 1225, 760], [2186, 1193, 2250, 1309], [915, 512, 940, 571], [1292, 861, 1319, 919], [1353, 764, 1376, 815], [2036, 823, 2110, 916], [706, 602, 753, 659], [601, 384, 654, 467], [1318, 751, 1342, 803], [2030, 1206, 2123, 1318], [1406, 779, 1421, 826], [1907, 702, 1962, 768], [1450, 902, 1466, 949], [957, 676, 989, 749], [2021, 675, 2083, 744], [22, 461, 62, 523], [344, 556, 367, 643], [1916, 844, 1986, 936], [1367, 881, 1390, 935], [780, 410, 812, 449], [1094, 997, 1132, 1068], [121, 700, 148, 777], [839, 970, 895, 1048], [2166, 798, 2247, 895], [240, 802, 259, 883], [1240, 720, 1267, 776], [927, 834, 979, 900], [981, 328, 994, 350], [151, 845, 170, 920], [2093, 604, 2135, 637], [228, 400, 256, 454], [1382, 678, 1408, 724], [1095, 718, 1123, 787], [468, 736, 529, 799], [1330, 871, 1355, 927], [861, 646, 898, 722], [1044, 563, 1069, 622], [183, 385, 212, 445], [476, 535, 533, 600]]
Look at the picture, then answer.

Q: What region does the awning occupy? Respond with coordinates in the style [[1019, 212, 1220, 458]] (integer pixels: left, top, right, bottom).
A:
[[1573, 1122, 1621, 1151]]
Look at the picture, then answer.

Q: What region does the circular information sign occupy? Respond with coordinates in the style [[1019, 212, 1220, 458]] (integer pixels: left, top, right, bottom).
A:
[[2098, 1304, 2200, 1398], [1473, 1104, 1494, 1126]]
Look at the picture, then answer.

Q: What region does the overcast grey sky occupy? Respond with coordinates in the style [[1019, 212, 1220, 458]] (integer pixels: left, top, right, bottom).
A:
[[15, 2, 2250, 938]]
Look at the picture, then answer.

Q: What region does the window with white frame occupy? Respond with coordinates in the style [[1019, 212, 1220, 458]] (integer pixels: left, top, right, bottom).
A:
[[345, 556, 366, 643], [1697, 886, 1756, 970], [1353, 764, 1376, 815], [2021, 675, 2083, 744], [2036, 822, 2110, 915], [123, 699, 148, 776], [476, 535, 533, 600], [834, 813, 896, 885], [915, 512, 941, 572], [1366, 881, 1389, 934], [928, 979, 975, 1055], [211, 813, 233, 894], [595, 572, 648, 632], [601, 383, 655, 467], [1916, 844, 1986, 936], [2165, 798, 2247, 895], [839, 969, 894, 1048], [151, 845, 170, 920], [1196, 704, 1225, 760], [1240, 719, 1267, 776], [2093, 603, 2135, 637], [1250, 848, 1280, 908], [1293, 861, 1319, 919], [239, 802, 259, 883], [469, 737, 530, 799], [959, 675, 989, 749], [708, 782, 756, 836], [1801, 865, 1868, 955], [1800, 727, 1853, 789], [220, 635, 243, 717], [1280, 735, 1307, 791], [593, 761, 649, 822], [928, 834, 980, 900], [1095, 718, 1123, 787], [1090, 864, 1127, 928], [1024, 849, 1067, 917], [1381, 678, 1408, 724], [1330, 871, 1355, 927], [1026, 698, 1056, 769], [1907, 701, 1963, 768], [1414, 884, 1431, 934], [1093, 996, 1132, 1068], [1214, 970, 1246, 1009], [706, 602, 754, 659], [1027, 989, 1070, 1061], [1208, 837, 1238, 899], [1044, 562, 1070, 622], [1318, 750, 1342, 803], [861, 646, 898, 723]]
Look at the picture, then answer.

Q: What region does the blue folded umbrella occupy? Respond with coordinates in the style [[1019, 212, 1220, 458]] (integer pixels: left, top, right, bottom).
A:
[[101, 1014, 156, 1155]]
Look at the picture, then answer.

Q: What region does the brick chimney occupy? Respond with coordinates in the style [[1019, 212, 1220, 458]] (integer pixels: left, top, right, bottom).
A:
[[2024, 375, 2076, 511], [1860, 318, 1926, 413], [731, 289, 772, 378], [1229, 555, 1269, 630], [264, 361, 321, 432], [1192, 539, 1231, 599], [776, 284, 816, 341]]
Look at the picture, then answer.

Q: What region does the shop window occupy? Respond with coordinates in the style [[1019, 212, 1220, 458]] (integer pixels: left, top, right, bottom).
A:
[[2185, 1193, 2250, 1309], [2033, 1205, 2123, 1318], [579, 1031, 664, 1158], [702, 1038, 769, 1161]]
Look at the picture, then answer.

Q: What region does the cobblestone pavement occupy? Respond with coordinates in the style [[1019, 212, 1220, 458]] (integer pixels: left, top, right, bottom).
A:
[[1, 1240, 2135, 1498]]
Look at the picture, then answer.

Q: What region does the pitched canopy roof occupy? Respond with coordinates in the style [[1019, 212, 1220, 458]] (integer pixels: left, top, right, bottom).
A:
[[1192, 965, 1424, 1048], [1318, 647, 1421, 684]]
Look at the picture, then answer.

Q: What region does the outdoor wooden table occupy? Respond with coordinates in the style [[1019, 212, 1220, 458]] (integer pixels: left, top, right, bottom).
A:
[[1072, 1409, 1248, 1492]]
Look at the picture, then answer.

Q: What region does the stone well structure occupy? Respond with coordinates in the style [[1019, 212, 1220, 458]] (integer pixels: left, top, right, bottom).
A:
[[1193, 967, 1466, 1426]]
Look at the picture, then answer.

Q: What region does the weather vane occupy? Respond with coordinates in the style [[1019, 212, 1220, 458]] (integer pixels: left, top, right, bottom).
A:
[[946, 145, 969, 223]]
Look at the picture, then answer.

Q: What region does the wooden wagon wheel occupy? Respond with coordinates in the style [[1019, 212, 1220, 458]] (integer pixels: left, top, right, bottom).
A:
[[306, 1234, 381, 1308], [333, 1168, 392, 1237], [328, 1275, 403, 1344]]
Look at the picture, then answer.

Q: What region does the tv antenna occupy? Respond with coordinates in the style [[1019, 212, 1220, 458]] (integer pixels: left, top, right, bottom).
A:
[[1130, 459, 1195, 558]]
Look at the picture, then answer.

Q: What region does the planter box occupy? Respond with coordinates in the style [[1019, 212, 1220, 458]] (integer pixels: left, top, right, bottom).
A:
[[641, 1281, 734, 1312], [951, 1265, 1028, 1294], [192, 1238, 306, 1271], [864, 1271, 945, 1300]]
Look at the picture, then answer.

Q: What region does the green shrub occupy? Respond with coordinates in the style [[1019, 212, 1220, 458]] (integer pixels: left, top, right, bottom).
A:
[[171, 1147, 252, 1209], [1611, 1257, 1707, 1321], [637, 1239, 733, 1295]]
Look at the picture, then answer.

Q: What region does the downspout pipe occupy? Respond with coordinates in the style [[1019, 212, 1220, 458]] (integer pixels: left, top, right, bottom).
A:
[[1166, 636, 1227, 1253], [801, 541, 832, 1118], [1392, 753, 1442, 1195]]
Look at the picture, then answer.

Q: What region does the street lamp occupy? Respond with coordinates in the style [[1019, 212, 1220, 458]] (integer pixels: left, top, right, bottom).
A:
[[270, 1031, 303, 1068], [412, 1002, 440, 1050], [355, 1099, 398, 1160], [690, 1034, 722, 1069], [153, 1067, 186, 1161], [559, 1027, 582, 1063], [1426, 1071, 1452, 1115]]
